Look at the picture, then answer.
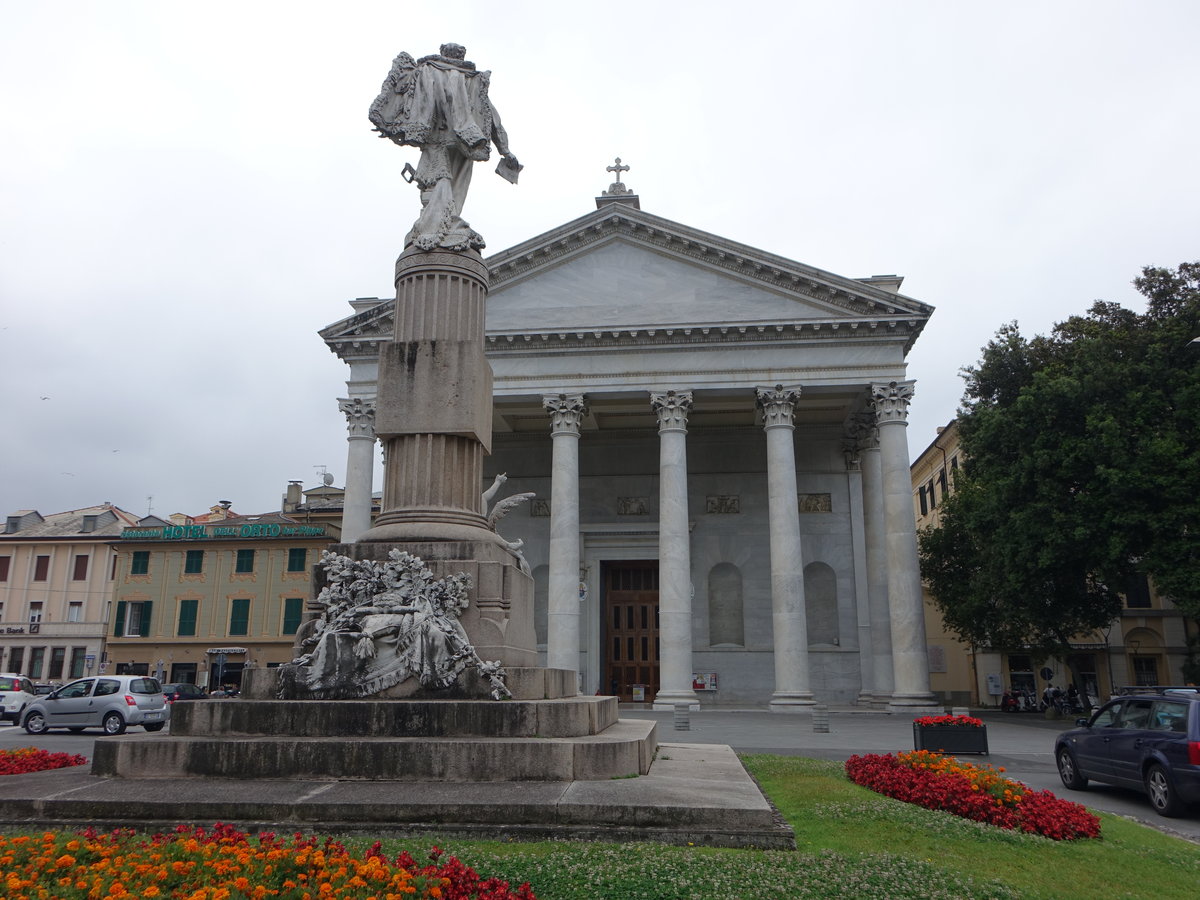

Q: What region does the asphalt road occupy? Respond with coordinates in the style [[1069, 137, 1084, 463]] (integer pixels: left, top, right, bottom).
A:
[[2, 708, 1198, 844]]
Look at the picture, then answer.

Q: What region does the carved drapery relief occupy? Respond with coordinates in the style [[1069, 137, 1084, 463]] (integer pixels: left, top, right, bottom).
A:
[[617, 497, 650, 516], [798, 493, 833, 513], [755, 385, 801, 429], [543, 393, 588, 435], [650, 390, 693, 432], [338, 397, 377, 439], [281, 548, 510, 701], [870, 380, 915, 425], [706, 496, 740, 514]]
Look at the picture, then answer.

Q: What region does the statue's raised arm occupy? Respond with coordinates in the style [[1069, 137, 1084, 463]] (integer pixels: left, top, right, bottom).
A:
[[370, 43, 521, 252]]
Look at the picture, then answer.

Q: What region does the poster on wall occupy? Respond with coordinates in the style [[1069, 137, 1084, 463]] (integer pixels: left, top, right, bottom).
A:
[[692, 673, 718, 691]]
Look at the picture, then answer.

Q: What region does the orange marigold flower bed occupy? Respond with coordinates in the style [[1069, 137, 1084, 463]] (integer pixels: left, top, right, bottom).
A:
[[0, 824, 537, 899], [845, 751, 1100, 841], [0, 747, 88, 776]]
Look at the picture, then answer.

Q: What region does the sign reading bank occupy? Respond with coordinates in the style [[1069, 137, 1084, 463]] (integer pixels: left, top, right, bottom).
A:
[[121, 524, 329, 541]]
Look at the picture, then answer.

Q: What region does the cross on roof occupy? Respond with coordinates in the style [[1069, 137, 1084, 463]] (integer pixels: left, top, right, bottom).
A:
[[606, 157, 630, 179]]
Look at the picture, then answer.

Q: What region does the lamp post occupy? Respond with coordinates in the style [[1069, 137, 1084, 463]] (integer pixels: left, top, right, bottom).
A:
[[1129, 639, 1141, 687]]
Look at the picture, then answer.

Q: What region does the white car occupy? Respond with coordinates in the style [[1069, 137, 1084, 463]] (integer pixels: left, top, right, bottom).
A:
[[1, 673, 36, 724], [22, 675, 167, 735]]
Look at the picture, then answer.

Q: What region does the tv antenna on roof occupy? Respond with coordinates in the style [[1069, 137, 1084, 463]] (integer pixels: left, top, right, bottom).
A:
[[314, 465, 335, 486]]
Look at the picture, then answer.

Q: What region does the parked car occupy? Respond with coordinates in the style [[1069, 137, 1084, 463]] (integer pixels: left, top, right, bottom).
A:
[[1055, 692, 1200, 817], [34, 683, 58, 696], [22, 675, 167, 735], [161, 682, 206, 703], [1, 674, 36, 724]]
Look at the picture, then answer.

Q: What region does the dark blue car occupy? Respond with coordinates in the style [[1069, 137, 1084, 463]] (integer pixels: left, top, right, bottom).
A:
[[1055, 692, 1200, 817]]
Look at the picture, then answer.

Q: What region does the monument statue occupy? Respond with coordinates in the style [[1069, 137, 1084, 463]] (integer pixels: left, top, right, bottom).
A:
[[280, 549, 511, 700], [370, 42, 521, 252]]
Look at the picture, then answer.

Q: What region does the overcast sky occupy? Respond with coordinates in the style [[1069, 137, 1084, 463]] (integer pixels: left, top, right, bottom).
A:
[[2, 1, 1197, 521]]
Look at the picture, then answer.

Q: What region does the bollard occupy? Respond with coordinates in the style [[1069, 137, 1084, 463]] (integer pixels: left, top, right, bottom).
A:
[[812, 703, 830, 733], [673, 703, 691, 731]]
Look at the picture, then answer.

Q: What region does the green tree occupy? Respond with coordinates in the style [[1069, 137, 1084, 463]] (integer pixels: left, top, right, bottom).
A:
[[920, 263, 1200, 694]]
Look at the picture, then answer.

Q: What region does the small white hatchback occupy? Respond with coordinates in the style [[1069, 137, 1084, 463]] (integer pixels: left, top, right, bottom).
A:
[[22, 675, 167, 735], [1, 673, 37, 724]]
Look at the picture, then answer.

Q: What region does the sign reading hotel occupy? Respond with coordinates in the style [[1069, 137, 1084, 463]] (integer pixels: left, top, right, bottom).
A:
[[120, 524, 329, 541]]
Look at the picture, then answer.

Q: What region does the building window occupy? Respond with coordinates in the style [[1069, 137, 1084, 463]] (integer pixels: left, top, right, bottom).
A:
[[926, 479, 937, 509], [48, 647, 66, 680], [1133, 655, 1159, 687], [131, 552, 150, 575], [33, 556, 50, 581], [286, 548, 307, 572], [938, 469, 948, 498], [184, 550, 204, 574], [918, 486, 928, 516], [110, 555, 118, 580], [72, 554, 89, 581], [9, 647, 24, 674], [235, 549, 255, 573], [282, 597, 304, 635], [177, 599, 198, 636], [67, 602, 83, 622], [28, 647, 45, 679], [114, 600, 153, 637], [0, 555, 9, 581], [69, 647, 87, 679], [28, 602, 43, 624], [1008, 654, 1035, 694], [1125, 574, 1152, 609], [229, 597, 251, 636]]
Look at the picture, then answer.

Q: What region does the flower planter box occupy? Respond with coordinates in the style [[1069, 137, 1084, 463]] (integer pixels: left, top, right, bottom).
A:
[[913, 723, 989, 755]]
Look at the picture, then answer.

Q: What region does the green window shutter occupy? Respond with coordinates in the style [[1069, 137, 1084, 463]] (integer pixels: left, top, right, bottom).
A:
[[235, 549, 255, 573], [139, 601, 153, 637], [287, 548, 307, 572], [230, 597, 250, 636], [113, 601, 127, 636], [282, 597, 304, 635], [131, 551, 149, 575], [184, 550, 204, 574], [177, 599, 198, 636]]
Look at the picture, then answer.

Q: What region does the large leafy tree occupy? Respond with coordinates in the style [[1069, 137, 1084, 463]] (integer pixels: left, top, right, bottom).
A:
[[920, 263, 1200, 687]]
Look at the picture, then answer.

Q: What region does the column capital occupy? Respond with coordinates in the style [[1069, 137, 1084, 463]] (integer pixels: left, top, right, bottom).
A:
[[843, 410, 879, 467], [543, 393, 588, 435], [755, 384, 801, 429], [338, 397, 377, 439], [650, 390, 693, 433], [870, 380, 915, 425]]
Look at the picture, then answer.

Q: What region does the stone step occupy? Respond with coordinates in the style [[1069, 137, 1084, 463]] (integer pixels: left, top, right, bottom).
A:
[[170, 696, 617, 739], [91, 718, 656, 783]]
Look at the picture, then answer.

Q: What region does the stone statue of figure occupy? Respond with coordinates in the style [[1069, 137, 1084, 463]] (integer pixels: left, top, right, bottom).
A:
[[370, 43, 521, 252]]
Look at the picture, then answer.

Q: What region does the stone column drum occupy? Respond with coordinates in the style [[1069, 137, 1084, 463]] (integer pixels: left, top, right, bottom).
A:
[[544, 393, 587, 677], [337, 397, 376, 543]]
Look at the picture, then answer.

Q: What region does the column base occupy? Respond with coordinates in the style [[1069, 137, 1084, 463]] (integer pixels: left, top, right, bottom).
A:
[[886, 693, 942, 715], [652, 689, 700, 711], [769, 692, 816, 711]]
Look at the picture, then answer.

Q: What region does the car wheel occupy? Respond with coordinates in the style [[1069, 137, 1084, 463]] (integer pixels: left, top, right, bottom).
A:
[[1145, 764, 1185, 817], [102, 711, 127, 735], [67, 727, 86, 733], [143, 722, 165, 732], [23, 711, 49, 735], [1056, 747, 1088, 790]]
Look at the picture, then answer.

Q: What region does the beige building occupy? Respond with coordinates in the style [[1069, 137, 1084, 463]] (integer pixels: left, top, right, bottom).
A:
[[0, 504, 139, 682], [913, 420, 1196, 707], [108, 505, 337, 688]]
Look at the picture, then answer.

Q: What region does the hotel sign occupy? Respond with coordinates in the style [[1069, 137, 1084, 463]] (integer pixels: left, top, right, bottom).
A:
[[121, 524, 329, 541]]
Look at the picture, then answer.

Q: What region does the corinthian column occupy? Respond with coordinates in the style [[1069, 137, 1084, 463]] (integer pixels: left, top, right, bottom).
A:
[[338, 397, 377, 543], [650, 390, 699, 709], [543, 393, 587, 675], [757, 386, 815, 710], [871, 380, 937, 709]]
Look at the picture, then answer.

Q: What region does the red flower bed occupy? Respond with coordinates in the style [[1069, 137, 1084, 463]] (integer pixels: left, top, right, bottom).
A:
[[845, 752, 1100, 840], [0, 747, 88, 776], [913, 714, 984, 728]]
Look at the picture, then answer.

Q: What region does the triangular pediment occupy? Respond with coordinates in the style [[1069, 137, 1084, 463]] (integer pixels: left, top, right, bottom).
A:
[[320, 204, 932, 357]]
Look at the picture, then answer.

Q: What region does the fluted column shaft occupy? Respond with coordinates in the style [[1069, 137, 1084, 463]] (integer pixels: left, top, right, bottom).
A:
[[544, 394, 587, 675], [757, 386, 815, 709], [338, 397, 377, 543], [651, 390, 699, 709], [872, 380, 936, 708]]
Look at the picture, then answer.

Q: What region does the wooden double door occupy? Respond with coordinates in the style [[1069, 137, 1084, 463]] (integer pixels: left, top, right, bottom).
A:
[[603, 561, 660, 702]]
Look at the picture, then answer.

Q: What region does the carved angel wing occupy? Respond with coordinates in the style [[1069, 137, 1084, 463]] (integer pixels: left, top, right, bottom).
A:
[[487, 491, 536, 530], [368, 51, 417, 142]]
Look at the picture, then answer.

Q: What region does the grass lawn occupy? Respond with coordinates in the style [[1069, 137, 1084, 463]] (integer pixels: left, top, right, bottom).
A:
[[371, 755, 1200, 900]]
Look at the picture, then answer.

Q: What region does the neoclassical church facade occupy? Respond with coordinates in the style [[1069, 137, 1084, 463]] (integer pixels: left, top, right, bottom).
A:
[[321, 182, 937, 709]]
